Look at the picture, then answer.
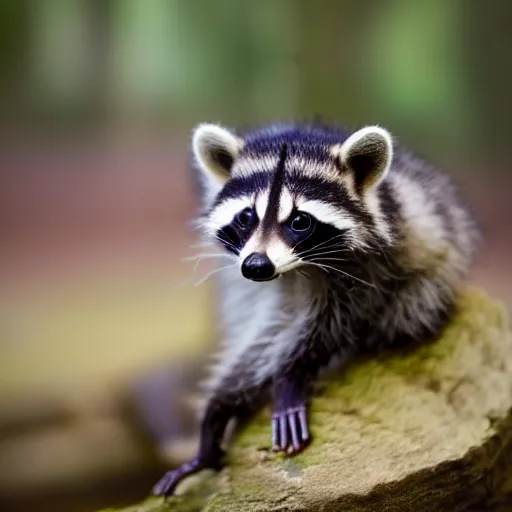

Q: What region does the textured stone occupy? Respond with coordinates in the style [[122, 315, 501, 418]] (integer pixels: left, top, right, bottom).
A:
[[102, 288, 512, 512]]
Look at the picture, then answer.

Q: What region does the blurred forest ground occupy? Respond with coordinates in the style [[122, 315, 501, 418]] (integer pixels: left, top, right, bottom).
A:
[[0, 1, 511, 512]]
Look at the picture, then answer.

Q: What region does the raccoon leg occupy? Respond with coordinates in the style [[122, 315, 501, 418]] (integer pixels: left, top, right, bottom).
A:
[[271, 372, 316, 454], [152, 395, 232, 497], [271, 337, 332, 454], [153, 357, 270, 497]]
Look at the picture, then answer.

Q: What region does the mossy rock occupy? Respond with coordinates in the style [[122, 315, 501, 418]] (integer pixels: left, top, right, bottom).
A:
[[102, 287, 512, 512]]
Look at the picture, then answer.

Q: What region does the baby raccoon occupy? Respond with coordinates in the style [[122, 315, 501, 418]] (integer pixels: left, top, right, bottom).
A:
[[153, 122, 479, 497]]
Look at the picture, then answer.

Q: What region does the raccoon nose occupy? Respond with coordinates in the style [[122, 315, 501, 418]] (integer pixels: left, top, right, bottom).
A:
[[241, 252, 276, 282]]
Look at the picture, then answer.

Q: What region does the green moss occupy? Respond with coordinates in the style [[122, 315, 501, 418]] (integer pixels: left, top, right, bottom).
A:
[[102, 288, 512, 512], [98, 471, 221, 512]]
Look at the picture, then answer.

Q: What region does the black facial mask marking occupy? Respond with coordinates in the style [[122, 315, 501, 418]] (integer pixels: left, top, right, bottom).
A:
[[280, 215, 347, 262], [217, 207, 259, 255]]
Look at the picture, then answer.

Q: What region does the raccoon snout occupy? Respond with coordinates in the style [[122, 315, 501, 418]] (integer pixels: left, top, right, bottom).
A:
[[241, 252, 277, 282]]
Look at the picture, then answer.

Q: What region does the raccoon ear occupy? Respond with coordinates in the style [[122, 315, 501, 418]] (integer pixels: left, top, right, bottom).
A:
[[192, 123, 243, 184], [337, 126, 393, 191]]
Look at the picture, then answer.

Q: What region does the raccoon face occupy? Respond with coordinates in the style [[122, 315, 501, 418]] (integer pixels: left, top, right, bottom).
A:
[[192, 123, 393, 282]]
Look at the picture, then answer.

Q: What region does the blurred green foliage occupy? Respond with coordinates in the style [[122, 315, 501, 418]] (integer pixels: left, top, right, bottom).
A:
[[0, 0, 510, 166]]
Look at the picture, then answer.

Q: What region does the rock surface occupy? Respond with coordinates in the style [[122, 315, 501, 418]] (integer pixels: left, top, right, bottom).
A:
[[101, 288, 512, 511]]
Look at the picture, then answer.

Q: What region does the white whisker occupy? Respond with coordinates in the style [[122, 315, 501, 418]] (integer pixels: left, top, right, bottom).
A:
[[219, 228, 238, 248], [190, 242, 215, 249], [183, 252, 237, 273], [182, 253, 235, 262], [306, 260, 376, 288], [194, 263, 239, 287], [216, 234, 240, 255], [307, 257, 349, 266], [298, 233, 347, 257], [300, 249, 347, 259]]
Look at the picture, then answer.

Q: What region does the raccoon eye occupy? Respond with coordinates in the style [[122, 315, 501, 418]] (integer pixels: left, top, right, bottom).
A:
[[235, 207, 255, 228], [290, 212, 313, 232]]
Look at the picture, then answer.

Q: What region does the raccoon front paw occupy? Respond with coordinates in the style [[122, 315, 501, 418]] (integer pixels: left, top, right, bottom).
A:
[[271, 404, 311, 455], [153, 459, 200, 497], [152, 451, 224, 497]]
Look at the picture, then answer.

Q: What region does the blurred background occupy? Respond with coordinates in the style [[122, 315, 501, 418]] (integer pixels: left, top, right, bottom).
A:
[[0, 1, 511, 511]]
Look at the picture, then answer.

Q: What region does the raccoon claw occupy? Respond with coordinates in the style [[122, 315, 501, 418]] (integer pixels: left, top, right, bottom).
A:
[[271, 404, 311, 454], [153, 459, 201, 497], [152, 453, 223, 497], [153, 469, 181, 497]]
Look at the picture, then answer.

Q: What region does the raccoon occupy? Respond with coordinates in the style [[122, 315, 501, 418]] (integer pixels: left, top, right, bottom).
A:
[[153, 122, 479, 497]]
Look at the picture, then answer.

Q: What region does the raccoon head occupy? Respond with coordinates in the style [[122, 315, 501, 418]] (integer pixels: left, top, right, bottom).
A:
[[192, 123, 393, 282]]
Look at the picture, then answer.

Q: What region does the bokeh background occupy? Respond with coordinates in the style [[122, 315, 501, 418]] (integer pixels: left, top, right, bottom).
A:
[[1, 1, 511, 511]]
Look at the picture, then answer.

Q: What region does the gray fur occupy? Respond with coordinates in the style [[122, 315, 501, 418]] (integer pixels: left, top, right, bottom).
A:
[[192, 122, 479, 409]]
